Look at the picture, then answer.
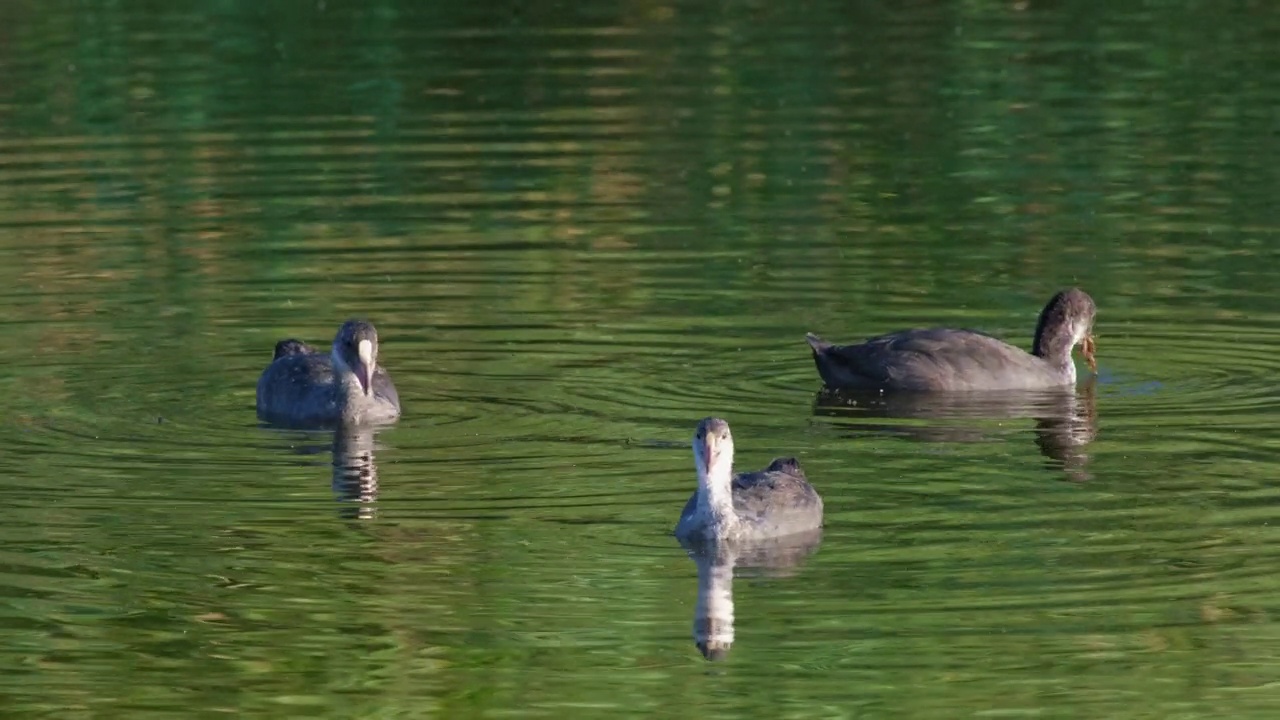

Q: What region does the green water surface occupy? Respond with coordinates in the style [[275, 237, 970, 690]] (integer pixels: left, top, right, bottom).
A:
[[1, 1, 1279, 718]]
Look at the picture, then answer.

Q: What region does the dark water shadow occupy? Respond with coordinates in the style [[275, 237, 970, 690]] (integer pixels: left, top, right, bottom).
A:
[[678, 529, 823, 661], [813, 380, 1099, 481]]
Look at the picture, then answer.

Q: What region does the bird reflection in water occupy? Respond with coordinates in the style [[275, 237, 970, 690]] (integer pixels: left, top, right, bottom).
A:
[[812, 379, 1098, 481], [332, 428, 380, 520], [258, 426, 384, 520], [680, 529, 823, 661]]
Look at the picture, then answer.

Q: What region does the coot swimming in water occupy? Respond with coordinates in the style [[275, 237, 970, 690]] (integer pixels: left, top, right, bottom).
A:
[[674, 417, 823, 543], [256, 319, 401, 428], [805, 288, 1097, 392]]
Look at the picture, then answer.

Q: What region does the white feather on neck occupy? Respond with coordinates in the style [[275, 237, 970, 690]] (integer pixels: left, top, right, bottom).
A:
[[695, 442, 738, 531]]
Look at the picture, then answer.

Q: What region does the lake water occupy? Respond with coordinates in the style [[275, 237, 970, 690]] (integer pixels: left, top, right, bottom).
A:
[[2, 1, 1280, 717]]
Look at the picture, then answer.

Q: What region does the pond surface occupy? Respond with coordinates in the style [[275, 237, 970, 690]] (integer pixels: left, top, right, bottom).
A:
[[2, 1, 1280, 717]]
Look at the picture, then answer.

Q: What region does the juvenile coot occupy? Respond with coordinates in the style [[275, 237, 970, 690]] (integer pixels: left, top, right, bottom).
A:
[[805, 288, 1098, 392], [674, 417, 823, 542], [256, 319, 401, 428]]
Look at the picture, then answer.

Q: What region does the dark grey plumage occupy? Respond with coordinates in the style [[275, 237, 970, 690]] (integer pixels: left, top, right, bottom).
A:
[[677, 458, 822, 536], [273, 339, 316, 360], [806, 288, 1098, 392], [256, 320, 401, 428]]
